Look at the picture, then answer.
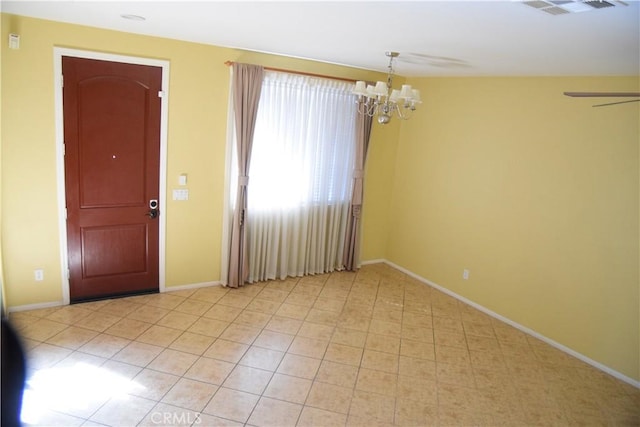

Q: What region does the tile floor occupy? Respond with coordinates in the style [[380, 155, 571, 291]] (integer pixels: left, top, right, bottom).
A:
[[8, 263, 640, 426]]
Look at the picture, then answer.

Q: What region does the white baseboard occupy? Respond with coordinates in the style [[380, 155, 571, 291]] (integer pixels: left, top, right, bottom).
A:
[[164, 280, 222, 292], [8, 280, 222, 313], [375, 259, 640, 389], [8, 300, 66, 313]]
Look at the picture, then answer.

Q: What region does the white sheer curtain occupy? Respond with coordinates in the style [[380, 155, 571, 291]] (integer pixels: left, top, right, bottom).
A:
[[246, 71, 357, 282]]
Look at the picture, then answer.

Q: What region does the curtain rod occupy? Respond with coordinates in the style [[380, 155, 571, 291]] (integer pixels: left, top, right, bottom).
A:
[[224, 61, 357, 84]]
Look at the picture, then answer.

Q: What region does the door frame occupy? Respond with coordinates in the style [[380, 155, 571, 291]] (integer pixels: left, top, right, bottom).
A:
[[54, 47, 170, 304]]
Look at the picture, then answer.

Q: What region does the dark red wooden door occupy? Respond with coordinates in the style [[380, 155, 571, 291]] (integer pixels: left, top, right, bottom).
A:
[[63, 57, 162, 302]]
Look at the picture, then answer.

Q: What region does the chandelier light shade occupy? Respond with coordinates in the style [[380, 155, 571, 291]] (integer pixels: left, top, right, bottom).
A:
[[352, 51, 421, 124]]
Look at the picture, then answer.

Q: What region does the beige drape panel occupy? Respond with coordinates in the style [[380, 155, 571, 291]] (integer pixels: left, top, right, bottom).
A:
[[227, 63, 264, 288], [343, 104, 373, 271]]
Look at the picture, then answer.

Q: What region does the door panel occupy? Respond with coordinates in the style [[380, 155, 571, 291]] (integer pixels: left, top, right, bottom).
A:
[[63, 57, 161, 302]]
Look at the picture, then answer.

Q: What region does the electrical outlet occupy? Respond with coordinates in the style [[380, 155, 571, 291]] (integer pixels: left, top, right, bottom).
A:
[[34, 269, 44, 281], [463, 269, 469, 280]]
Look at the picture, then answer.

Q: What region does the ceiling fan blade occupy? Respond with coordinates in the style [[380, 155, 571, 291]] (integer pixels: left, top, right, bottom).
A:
[[592, 99, 640, 107], [564, 91, 640, 98]]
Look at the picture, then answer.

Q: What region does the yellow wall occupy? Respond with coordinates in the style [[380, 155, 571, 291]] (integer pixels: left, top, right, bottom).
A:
[[0, 14, 391, 307], [387, 76, 639, 380]]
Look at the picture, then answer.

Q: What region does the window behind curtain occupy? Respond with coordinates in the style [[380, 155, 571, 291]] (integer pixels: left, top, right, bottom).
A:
[[246, 71, 357, 282]]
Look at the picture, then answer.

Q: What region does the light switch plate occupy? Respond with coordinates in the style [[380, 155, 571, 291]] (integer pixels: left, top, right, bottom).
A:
[[173, 189, 189, 201]]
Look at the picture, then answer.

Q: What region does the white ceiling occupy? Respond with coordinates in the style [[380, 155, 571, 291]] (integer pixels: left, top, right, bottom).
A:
[[1, 0, 639, 77]]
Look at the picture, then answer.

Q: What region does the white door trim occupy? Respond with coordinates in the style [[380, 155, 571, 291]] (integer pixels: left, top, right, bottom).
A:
[[53, 47, 169, 304]]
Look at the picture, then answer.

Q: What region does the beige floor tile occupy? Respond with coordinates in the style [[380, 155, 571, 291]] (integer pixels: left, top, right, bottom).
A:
[[297, 406, 347, 427], [184, 356, 235, 385], [136, 324, 182, 347], [306, 381, 353, 414], [202, 387, 259, 423], [402, 311, 432, 328], [219, 323, 261, 344], [195, 414, 244, 427], [316, 360, 359, 388], [435, 344, 471, 366], [129, 368, 180, 400], [399, 355, 436, 379], [395, 398, 438, 426], [147, 348, 198, 376], [145, 293, 186, 310], [233, 310, 272, 329], [156, 311, 199, 330], [436, 362, 476, 387], [46, 326, 98, 350], [105, 317, 153, 340], [223, 364, 273, 394], [127, 304, 170, 323], [277, 353, 321, 379], [348, 389, 395, 424], [169, 331, 216, 355], [256, 288, 290, 303], [173, 299, 213, 316], [44, 305, 93, 325], [263, 373, 312, 404], [400, 338, 436, 361], [239, 345, 285, 371], [400, 324, 433, 342], [298, 321, 335, 341], [112, 341, 164, 367], [324, 343, 363, 366], [265, 316, 303, 335], [253, 329, 294, 352], [355, 368, 397, 397], [246, 297, 282, 314], [306, 308, 340, 326], [101, 359, 143, 380], [89, 394, 156, 426], [26, 343, 74, 369], [397, 374, 438, 403], [345, 414, 395, 427], [202, 303, 243, 322], [98, 299, 141, 317], [365, 333, 400, 354], [331, 328, 367, 348], [79, 333, 131, 358], [218, 292, 254, 309], [464, 320, 497, 338], [432, 315, 464, 333], [313, 297, 345, 313], [247, 396, 302, 427], [275, 302, 311, 320], [434, 329, 467, 349], [292, 283, 324, 296], [361, 349, 399, 374], [288, 335, 329, 358], [20, 319, 69, 341], [284, 291, 317, 307], [189, 286, 228, 304], [203, 339, 249, 363], [188, 317, 230, 338], [368, 319, 402, 337], [17, 265, 640, 427], [8, 312, 40, 330]]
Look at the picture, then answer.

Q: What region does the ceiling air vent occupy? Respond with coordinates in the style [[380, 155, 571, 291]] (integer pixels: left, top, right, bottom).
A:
[[522, 0, 626, 15]]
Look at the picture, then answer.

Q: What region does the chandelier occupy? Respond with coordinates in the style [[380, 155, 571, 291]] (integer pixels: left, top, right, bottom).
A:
[[352, 51, 421, 124]]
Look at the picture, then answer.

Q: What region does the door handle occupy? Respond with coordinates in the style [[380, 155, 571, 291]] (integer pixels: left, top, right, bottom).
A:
[[147, 199, 159, 219]]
